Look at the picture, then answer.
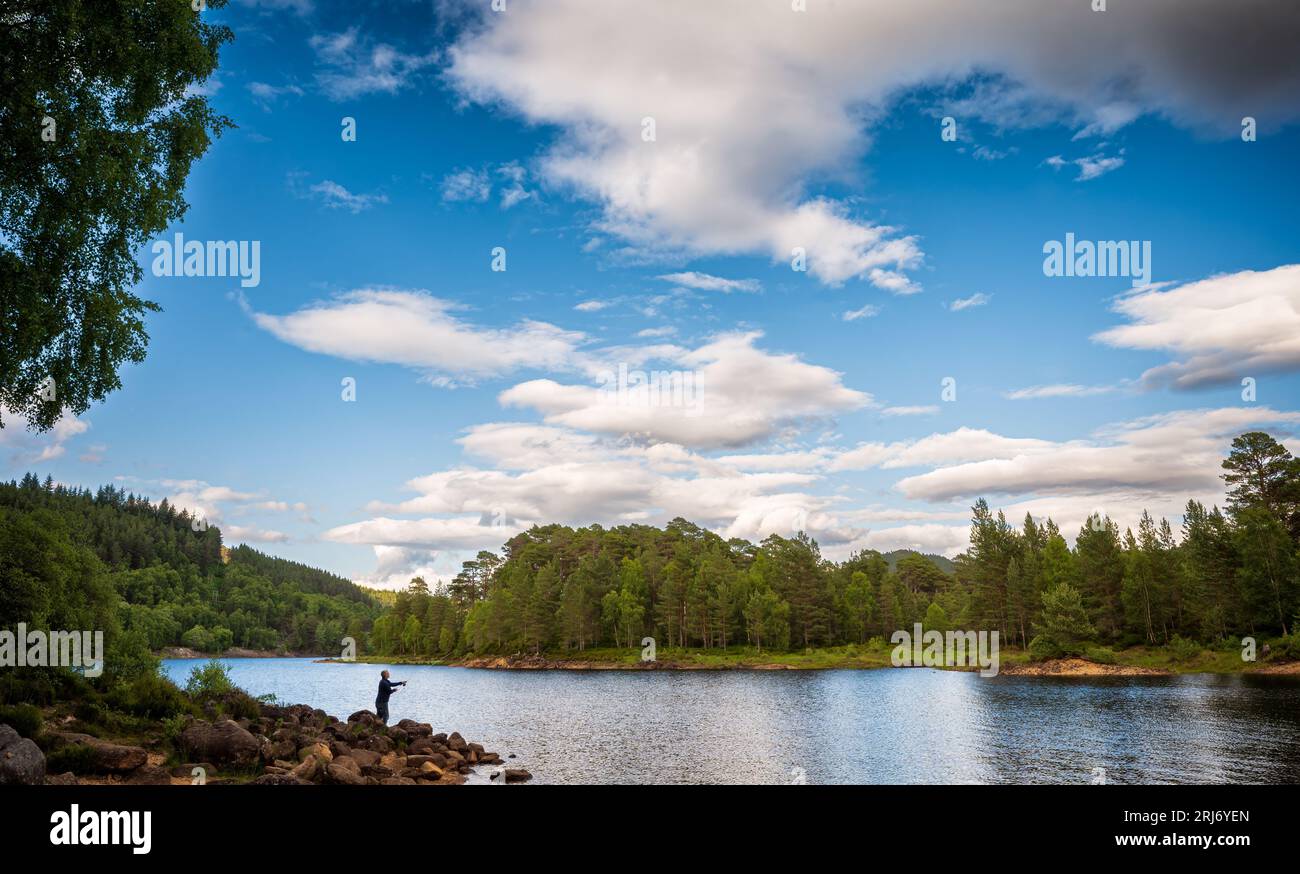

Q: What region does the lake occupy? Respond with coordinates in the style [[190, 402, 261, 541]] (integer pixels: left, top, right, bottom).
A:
[[162, 658, 1300, 785]]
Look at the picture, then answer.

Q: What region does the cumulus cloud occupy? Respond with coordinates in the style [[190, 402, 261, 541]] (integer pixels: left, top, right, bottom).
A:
[[112, 477, 309, 545], [1093, 264, 1300, 390], [0, 409, 89, 463], [498, 331, 870, 449], [447, 0, 1300, 285], [249, 289, 586, 382], [894, 407, 1300, 502]]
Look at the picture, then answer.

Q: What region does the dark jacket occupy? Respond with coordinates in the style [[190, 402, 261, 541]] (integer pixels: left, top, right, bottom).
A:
[[376, 677, 404, 706]]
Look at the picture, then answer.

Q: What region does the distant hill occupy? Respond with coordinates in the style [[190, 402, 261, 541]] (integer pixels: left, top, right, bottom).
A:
[[0, 474, 379, 658], [881, 549, 956, 576]]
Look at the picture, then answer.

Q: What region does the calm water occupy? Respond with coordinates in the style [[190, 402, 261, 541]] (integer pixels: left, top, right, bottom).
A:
[[162, 659, 1300, 785]]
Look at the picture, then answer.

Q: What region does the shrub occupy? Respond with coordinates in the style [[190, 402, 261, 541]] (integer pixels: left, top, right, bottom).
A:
[[0, 703, 42, 738], [113, 671, 189, 719], [1271, 634, 1300, 660], [1084, 646, 1118, 665], [185, 659, 234, 698], [1028, 634, 1063, 661], [72, 699, 109, 727], [46, 744, 97, 775], [220, 689, 262, 721], [1167, 635, 1201, 662]]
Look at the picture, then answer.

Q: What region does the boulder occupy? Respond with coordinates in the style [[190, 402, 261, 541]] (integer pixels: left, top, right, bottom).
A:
[[446, 732, 469, 753], [504, 768, 532, 783], [325, 762, 366, 785], [266, 737, 297, 761], [397, 719, 432, 737], [124, 765, 172, 785], [290, 755, 322, 783], [179, 720, 261, 768], [348, 748, 381, 768], [297, 742, 332, 764], [363, 734, 393, 754], [332, 755, 361, 776], [49, 732, 147, 773], [407, 737, 436, 755], [45, 772, 78, 786], [347, 709, 380, 726], [380, 777, 417, 786], [0, 725, 46, 785]]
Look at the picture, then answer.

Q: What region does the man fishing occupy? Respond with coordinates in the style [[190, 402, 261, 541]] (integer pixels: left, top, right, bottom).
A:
[[374, 670, 407, 724]]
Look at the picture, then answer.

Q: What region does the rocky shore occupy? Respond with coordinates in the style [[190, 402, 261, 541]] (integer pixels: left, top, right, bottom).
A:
[[1000, 657, 1170, 676], [0, 701, 530, 786]]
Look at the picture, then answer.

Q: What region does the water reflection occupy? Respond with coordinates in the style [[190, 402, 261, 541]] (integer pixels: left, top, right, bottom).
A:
[[163, 660, 1300, 785]]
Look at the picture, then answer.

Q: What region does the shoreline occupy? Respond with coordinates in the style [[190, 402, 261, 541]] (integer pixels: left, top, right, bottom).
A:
[[303, 650, 1300, 677]]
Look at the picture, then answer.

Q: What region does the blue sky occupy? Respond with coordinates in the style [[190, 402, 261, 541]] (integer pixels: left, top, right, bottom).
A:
[[6, 0, 1299, 587]]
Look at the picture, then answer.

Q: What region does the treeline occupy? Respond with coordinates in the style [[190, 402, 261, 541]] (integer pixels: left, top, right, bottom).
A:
[[370, 432, 1300, 659], [0, 474, 380, 701]]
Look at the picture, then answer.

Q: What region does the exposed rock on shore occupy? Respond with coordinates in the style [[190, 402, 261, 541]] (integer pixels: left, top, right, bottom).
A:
[[1001, 658, 1170, 676], [19, 699, 520, 786], [0, 724, 45, 785]]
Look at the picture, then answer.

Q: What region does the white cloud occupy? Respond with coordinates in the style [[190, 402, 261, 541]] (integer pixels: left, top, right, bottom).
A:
[[949, 292, 991, 311], [439, 162, 535, 208], [447, 0, 1300, 285], [1004, 383, 1120, 400], [499, 331, 870, 449], [439, 168, 491, 203], [247, 81, 305, 107], [841, 304, 880, 322], [1044, 151, 1125, 181], [894, 407, 1300, 501], [307, 180, 388, 213], [1093, 264, 1300, 390], [310, 28, 437, 100], [574, 299, 612, 312], [882, 405, 940, 417], [657, 272, 761, 293], [0, 409, 89, 463], [636, 326, 677, 338], [250, 289, 586, 382]]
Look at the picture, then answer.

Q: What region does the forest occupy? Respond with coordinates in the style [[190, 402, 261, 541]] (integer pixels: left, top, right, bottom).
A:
[[0, 475, 378, 703], [368, 432, 1300, 662], [0, 429, 1297, 707]]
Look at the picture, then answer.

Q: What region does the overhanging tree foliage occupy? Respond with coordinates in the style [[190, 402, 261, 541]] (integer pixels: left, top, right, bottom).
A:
[[0, 0, 232, 431]]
